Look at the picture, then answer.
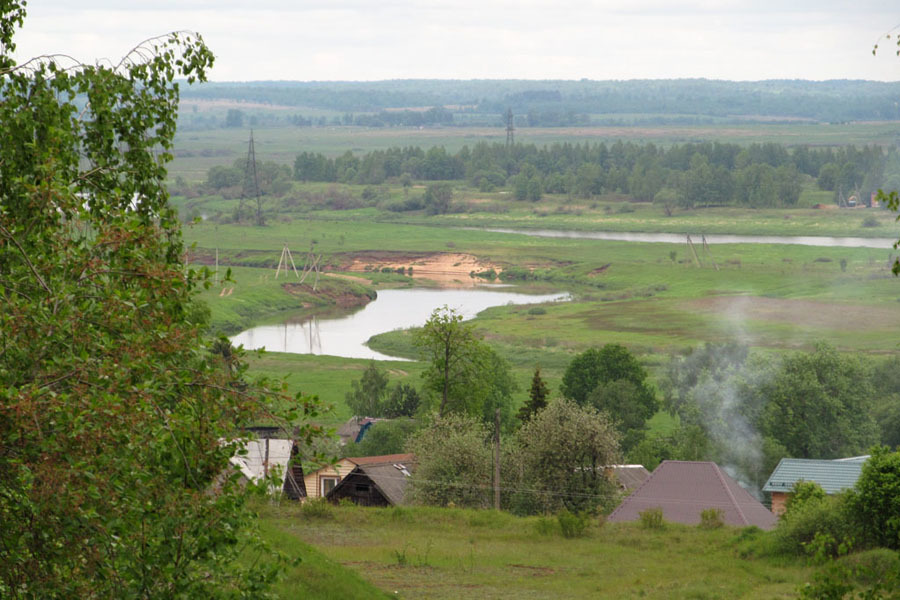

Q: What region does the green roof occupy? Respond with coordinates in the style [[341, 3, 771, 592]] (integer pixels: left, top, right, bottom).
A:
[[762, 458, 866, 495]]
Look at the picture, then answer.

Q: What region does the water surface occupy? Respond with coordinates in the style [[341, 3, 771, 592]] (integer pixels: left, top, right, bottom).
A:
[[478, 227, 896, 249], [231, 287, 568, 360]]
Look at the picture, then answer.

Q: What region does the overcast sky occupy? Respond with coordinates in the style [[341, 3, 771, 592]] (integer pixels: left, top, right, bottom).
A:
[[10, 1, 900, 82]]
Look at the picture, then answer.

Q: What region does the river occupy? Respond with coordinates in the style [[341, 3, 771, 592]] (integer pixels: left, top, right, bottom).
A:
[[230, 287, 569, 361], [477, 227, 897, 249]]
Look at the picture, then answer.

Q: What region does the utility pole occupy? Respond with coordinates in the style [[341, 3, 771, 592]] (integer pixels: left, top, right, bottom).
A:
[[493, 407, 501, 510]]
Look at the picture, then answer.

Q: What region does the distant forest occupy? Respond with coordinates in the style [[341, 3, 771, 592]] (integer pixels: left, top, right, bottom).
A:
[[180, 79, 900, 127], [202, 140, 899, 212]]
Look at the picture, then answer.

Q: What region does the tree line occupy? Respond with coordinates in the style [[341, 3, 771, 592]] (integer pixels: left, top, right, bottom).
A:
[[287, 141, 896, 209], [180, 79, 900, 123]]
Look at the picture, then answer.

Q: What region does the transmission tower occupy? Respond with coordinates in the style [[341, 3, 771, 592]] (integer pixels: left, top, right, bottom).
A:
[[505, 108, 514, 147], [237, 130, 263, 225]]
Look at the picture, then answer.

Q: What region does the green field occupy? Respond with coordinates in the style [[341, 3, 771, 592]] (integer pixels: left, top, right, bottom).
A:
[[260, 502, 811, 599], [171, 120, 900, 183], [194, 215, 900, 425]]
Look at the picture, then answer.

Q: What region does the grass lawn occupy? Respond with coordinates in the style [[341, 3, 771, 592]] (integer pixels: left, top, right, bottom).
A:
[[258, 502, 811, 599]]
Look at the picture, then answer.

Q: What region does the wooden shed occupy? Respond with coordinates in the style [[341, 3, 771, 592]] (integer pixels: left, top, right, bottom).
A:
[[326, 460, 416, 507]]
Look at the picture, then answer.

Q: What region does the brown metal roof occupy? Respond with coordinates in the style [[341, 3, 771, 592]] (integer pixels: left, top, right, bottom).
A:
[[607, 461, 777, 530]]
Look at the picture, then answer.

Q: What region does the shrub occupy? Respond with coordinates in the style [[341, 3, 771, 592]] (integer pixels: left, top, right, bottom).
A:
[[527, 307, 547, 316], [639, 507, 665, 529], [534, 516, 558, 536], [300, 498, 334, 520], [558, 509, 591, 538], [770, 494, 855, 559], [862, 215, 880, 228], [784, 480, 827, 517], [799, 549, 900, 599], [699, 508, 725, 529]]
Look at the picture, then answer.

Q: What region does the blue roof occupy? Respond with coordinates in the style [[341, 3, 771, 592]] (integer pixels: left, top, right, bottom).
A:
[[762, 458, 866, 495]]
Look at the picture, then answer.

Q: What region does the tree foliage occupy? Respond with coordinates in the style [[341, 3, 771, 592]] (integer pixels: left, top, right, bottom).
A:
[[342, 418, 420, 458], [853, 446, 900, 550], [560, 345, 657, 448], [0, 5, 318, 596], [414, 306, 516, 425], [345, 361, 390, 417], [517, 366, 550, 423], [760, 343, 878, 459], [345, 362, 420, 418], [509, 399, 620, 514], [561, 344, 653, 406], [662, 342, 879, 489], [408, 401, 620, 515], [405, 413, 492, 508]]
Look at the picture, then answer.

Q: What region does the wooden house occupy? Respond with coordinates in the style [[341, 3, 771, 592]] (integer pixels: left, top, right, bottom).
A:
[[302, 453, 415, 502], [229, 436, 306, 499], [327, 459, 416, 507]]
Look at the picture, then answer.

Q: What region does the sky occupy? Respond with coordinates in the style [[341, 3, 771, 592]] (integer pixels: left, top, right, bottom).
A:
[[9, 1, 900, 82]]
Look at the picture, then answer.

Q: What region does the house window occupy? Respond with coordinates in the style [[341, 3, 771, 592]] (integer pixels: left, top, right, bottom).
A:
[[355, 484, 370, 493], [320, 476, 338, 496]]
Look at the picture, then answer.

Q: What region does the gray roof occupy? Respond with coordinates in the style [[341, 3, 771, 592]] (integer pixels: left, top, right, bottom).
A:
[[328, 460, 416, 506], [608, 461, 777, 530], [762, 458, 866, 495], [609, 465, 651, 492]]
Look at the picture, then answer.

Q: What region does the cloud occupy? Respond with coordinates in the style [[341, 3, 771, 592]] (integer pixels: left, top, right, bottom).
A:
[[9, 1, 900, 81]]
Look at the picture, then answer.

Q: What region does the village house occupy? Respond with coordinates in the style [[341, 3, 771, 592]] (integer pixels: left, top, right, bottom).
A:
[[229, 431, 306, 499], [608, 460, 777, 530], [326, 458, 416, 507], [762, 456, 868, 516], [303, 453, 416, 502]]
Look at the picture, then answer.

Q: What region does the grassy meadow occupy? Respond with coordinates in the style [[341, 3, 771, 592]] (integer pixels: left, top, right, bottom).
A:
[[192, 215, 900, 425], [259, 502, 811, 599]]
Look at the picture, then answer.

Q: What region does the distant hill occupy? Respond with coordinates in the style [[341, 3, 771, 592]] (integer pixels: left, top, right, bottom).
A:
[[180, 79, 900, 124]]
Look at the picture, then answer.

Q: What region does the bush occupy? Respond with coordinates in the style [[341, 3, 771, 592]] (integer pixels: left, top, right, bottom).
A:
[[699, 508, 725, 529], [639, 507, 665, 529], [300, 498, 335, 520], [785, 480, 827, 517], [770, 494, 856, 560], [862, 215, 880, 228], [534, 516, 558, 536], [558, 509, 591, 538], [799, 549, 900, 599], [527, 307, 547, 315]]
